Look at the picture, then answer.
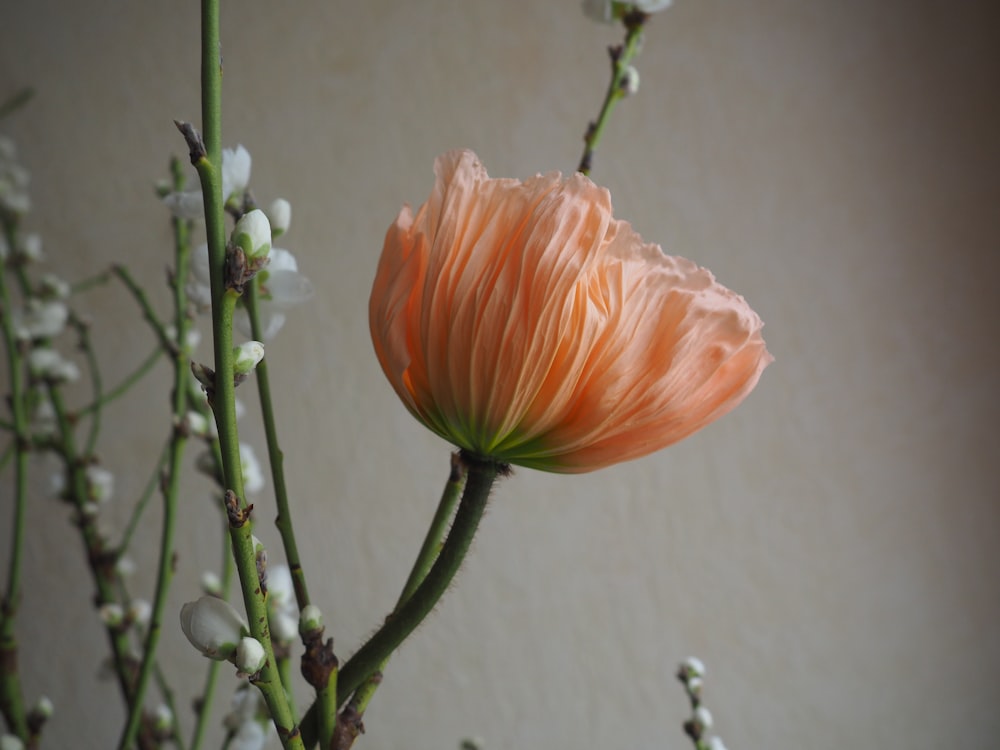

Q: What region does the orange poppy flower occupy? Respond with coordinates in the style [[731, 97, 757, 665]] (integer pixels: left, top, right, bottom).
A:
[[369, 150, 772, 473]]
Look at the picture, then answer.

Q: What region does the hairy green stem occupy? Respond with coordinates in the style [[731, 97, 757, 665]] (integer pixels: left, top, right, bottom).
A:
[[348, 454, 468, 716], [245, 281, 311, 609], [577, 10, 648, 176], [335, 456, 499, 705]]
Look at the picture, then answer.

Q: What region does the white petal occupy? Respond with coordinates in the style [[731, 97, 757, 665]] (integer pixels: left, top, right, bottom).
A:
[[163, 190, 205, 219]]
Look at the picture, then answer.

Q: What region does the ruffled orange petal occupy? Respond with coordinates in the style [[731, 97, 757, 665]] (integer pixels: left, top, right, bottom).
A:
[[369, 150, 772, 473]]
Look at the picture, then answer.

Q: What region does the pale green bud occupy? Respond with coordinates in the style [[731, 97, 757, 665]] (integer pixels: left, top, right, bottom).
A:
[[235, 636, 266, 674], [233, 341, 265, 375], [231, 209, 271, 260]]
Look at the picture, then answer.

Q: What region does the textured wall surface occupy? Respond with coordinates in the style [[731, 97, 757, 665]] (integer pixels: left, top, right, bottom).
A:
[[1, 1, 998, 749]]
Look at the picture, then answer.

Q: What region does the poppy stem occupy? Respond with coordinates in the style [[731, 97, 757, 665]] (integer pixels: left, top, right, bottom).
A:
[[334, 454, 500, 706]]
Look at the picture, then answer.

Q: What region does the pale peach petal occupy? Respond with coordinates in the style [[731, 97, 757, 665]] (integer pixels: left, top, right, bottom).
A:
[[369, 149, 771, 472]]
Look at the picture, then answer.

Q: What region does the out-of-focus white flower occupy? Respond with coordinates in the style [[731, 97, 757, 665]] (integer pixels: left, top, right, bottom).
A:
[[27, 347, 79, 383], [232, 209, 271, 261], [163, 145, 252, 219], [621, 65, 640, 95], [224, 684, 273, 750], [86, 465, 115, 503], [266, 564, 298, 643], [165, 324, 201, 354], [99, 603, 125, 626], [186, 411, 211, 437], [180, 596, 247, 660], [240, 443, 265, 494], [30, 393, 56, 437], [233, 341, 265, 376], [201, 571, 222, 596], [681, 656, 705, 678], [188, 243, 312, 339], [38, 273, 70, 299], [116, 556, 136, 577], [265, 198, 291, 237], [13, 299, 68, 340], [237, 247, 314, 338], [235, 637, 266, 674], [706, 737, 728, 750], [694, 706, 713, 730], [687, 676, 703, 695], [31, 695, 53, 719], [128, 599, 152, 627], [583, 0, 672, 23], [0, 137, 31, 216], [152, 704, 173, 732], [18, 233, 43, 262], [0, 733, 26, 750]]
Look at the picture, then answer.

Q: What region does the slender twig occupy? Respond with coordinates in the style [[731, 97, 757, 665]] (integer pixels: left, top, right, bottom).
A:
[[348, 454, 468, 717], [335, 454, 501, 705], [154, 664, 187, 750], [70, 268, 114, 295], [67, 312, 104, 457], [76, 347, 164, 418], [118, 158, 194, 750], [116, 441, 170, 554], [0, 88, 35, 121], [111, 265, 174, 354], [0, 243, 31, 741], [245, 280, 311, 609], [577, 10, 648, 176]]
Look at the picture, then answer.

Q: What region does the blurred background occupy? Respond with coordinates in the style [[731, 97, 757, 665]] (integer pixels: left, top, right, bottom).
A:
[[1, 1, 998, 748]]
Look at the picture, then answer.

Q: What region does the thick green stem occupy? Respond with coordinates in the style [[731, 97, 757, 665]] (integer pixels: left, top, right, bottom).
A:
[[335, 455, 499, 705], [245, 281, 311, 609], [0, 253, 29, 741], [577, 11, 647, 176], [348, 454, 467, 716], [194, 1, 302, 745]]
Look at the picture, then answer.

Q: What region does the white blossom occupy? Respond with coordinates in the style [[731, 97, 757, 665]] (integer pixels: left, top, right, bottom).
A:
[[86, 466, 115, 503], [128, 599, 152, 627], [265, 198, 291, 237], [18, 233, 43, 262], [266, 564, 298, 643], [224, 685, 272, 750], [0, 734, 26, 750], [583, 0, 672, 23], [13, 299, 68, 340], [99, 603, 125, 626], [180, 596, 247, 660], [153, 704, 173, 731], [201, 571, 222, 596], [233, 340, 265, 376], [32, 695, 53, 719], [706, 738, 728, 750], [621, 65, 640, 95], [682, 656, 706, 678], [163, 145, 252, 219], [27, 347, 79, 382], [232, 209, 271, 261], [694, 706, 713, 730], [240, 443, 265, 494], [38, 273, 70, 299], [299, 604, 323, 634], [116, 556, 136, 577]]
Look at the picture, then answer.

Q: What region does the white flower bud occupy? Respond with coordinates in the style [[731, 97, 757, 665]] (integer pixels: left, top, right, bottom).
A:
[[682, 656, 706, 678], [38, 273, 70, 299], [231, 209, 271, 260], [687, 676, 703, 695], [18, 233, 43, 262], [694, 706, 713, 730], [707, 737, 728, 750], [86, 466, 115, 503], [271, 612, 298, 644], [116, 556, 136, 577], [621, 65, 640, 96], [265, 198, 291, 238], [230, 721, 267, 750], [128, 599, 152, 627], [0, 734, 26, 750], [299, 604, 323, 635], [153, 704, 173, 731], [233, 340, 265, 375], [180, 596, 247, 660], [201, 571, 223, 596], [222, 145, 252, 201], [235, 636, 266, 674], [99, 603, 125, 626], [32, 695, 54, 719], [186, 411, 210, 437]]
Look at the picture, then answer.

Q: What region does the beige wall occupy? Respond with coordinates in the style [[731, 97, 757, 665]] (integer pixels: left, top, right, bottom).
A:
[[2, 1, 999, 748]]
